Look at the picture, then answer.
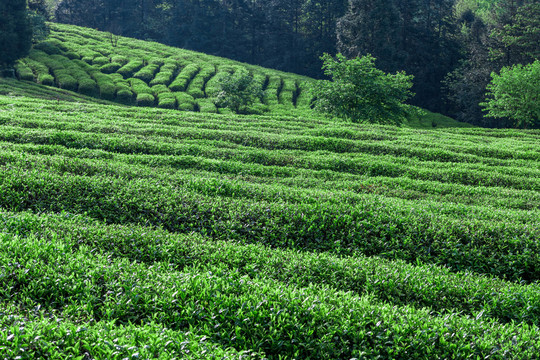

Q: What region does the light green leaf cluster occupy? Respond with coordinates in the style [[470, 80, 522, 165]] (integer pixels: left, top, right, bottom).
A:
[[310, 53, 415, 125], [213, 69, 264, 114], [481, 60, 540, 129]]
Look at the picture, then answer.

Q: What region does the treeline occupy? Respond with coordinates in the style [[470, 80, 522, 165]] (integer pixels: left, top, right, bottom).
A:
[[31, 0, 540, 126]]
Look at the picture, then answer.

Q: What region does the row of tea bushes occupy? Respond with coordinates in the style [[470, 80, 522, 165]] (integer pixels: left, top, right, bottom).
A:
[[19, 23, 315, 115], [1, 232, 539, 359], [2, 209, 540, 327]]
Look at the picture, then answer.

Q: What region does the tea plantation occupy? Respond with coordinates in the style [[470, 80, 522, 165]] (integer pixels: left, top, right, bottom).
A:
[[1, 24, 540, 359], [12, 23, 317, 117]]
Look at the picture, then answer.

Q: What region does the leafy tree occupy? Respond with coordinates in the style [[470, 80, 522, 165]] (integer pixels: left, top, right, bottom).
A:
[[28, 0, 50, 43], [489, 2, 540, 64], [0, 0, 33, 72], [481, 60, 540, 129], [310, 53, 414, 125], [336, 0, 461, 113], [214, 70, 264, 114], [445, 0, 538, 127]]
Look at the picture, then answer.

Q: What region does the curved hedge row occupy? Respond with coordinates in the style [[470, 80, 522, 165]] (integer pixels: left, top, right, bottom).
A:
[[19, 24, 311, 115]]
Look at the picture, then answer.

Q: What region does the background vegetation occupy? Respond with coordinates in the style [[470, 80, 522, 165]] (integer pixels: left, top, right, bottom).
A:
[[42, 0, 539, 128]]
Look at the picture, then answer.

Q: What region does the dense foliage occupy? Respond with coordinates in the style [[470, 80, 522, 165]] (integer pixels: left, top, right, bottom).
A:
[[336, 0, 461, 113], [310, 53, 414, 124], [445, 0, 540, 127], [48, 0, 540, 128], [481, 60, 540, 128], [0, 71, 539, 356], [214, 70, 264, 114], [13, 24, 312, 117], [0, 0, 33, 71]]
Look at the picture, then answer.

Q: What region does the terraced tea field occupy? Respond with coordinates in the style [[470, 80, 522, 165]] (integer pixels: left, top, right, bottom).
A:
[[12, 23, 316, 116], [1, 75, 539, 358]]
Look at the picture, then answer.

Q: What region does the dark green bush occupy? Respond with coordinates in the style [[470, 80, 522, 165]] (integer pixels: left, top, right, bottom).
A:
[[38, 74, 54, 86], [55, 73, 78, 91], [136, 93, 155, 106], [116, 89, 133, 104], [100, 62, 122, 74], [14, 61, 34, 81], [98, 82, 116, 99], [117, 59, 144, 78], [92, 56, 110, 66], [77, 78, 97, 95]]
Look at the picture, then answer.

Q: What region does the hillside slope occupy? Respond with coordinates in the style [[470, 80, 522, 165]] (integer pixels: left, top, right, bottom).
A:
[[14, 23, 312, 116], [0, 91, 539, 358], [11, 23, 473, 128]]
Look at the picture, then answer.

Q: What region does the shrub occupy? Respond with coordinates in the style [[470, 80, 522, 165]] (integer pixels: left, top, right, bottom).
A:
[[296, 84, 314, 108], [205, 72, 230, 97], [33, 41, 63, 55], [310, 53, 414, 125], [245, 103, 269, 115], [134, 63, 160, 83], [116, 89, 133, 104], [38, 73, 54, 86], [100, 62, 122, 74], [55, 73, 78, 91], [151, 84, 169, 95], [264, 76, 282, 105], [175, 92, 196, 111], [157, 92, 177, 109], [253, 73, 268, 89], [187, 87, 204, 99], [92, 72, 117, 100], [150, 61, 178, 86], [111, 55, 129, 65], [186, 64, 216, 98], [147, 57, 164, 66], [129, 78, 152, 95], [24, 58, 49, 82], [178, 102, 196, 111], [279, 90, 295, 105], [98, 82, 116, 100], [117, 60, 144, 78], [64, 51, 80, 60], [218, 107, 234, 115], [92, 56, 110, 66], [78, 78, 97, 96], [136, 93, 155, 107], [481, 60, 540, 129], [213, 70, 264, 114], [14, 61, 34, 81], [282, 78, 297, 92], [169, 64, 199, 92], [198, 99, 218, 113]]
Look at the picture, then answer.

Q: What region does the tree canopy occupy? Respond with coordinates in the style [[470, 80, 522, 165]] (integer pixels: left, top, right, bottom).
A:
[[481, 60, 540, 129], [213, 70, 264, 114], [310, 53, 414, 125], [0, 0, 33, 70]]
